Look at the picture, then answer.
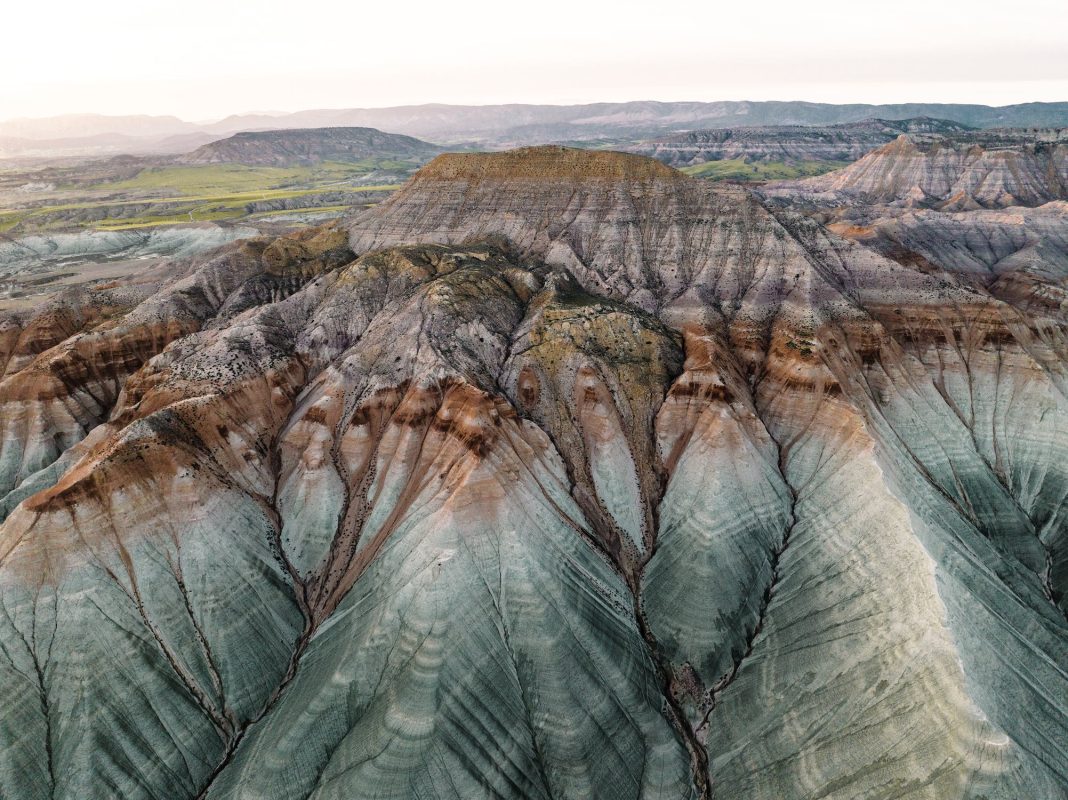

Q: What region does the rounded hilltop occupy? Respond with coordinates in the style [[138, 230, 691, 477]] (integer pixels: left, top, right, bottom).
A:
[[416, 144, 683, 181]]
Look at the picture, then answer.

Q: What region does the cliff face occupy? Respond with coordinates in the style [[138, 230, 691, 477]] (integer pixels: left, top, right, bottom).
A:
[[0, 147, 1067, 800], [348, 146, 784, 317], [766, 132, 1068, 208], [627, 117, 972, 167]]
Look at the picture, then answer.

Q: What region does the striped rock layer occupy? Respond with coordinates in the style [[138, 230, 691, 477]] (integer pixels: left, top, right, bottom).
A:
[[0, 147, 1066, 800], [765, 132, 1068, 210]]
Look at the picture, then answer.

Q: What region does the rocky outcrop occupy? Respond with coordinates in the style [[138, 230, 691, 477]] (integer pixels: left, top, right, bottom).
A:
[[824, 202, 1068, 312], [0, 225, 258, 276], [765, 131, 1068, 209], [348, 146, 782, 317], [0, 224, 352, 514], [0, 146, 1066, 800]]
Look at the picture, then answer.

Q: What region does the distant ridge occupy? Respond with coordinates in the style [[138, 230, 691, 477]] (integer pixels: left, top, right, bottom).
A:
[[4, 101, 1068, 157], [180, 126, 442, 166], [195, 101, 1068, 143], [627, 117, 974, 167]]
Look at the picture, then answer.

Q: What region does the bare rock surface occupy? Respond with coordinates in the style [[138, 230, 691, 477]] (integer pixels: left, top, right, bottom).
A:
[[765, 131, 1068, 209], [0, 225, 258, 275], [0, 146, 1066, 800], [626, 117, 972, 167]]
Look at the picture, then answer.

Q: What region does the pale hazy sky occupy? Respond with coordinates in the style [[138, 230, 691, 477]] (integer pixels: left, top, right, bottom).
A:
[[3, 0, 1067, 121]]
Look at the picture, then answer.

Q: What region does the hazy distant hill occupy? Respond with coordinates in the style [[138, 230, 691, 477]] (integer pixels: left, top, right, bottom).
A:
[[4, 101, 1068, 157], [0, 113, 198, 140], [180, 126, 442, 166]]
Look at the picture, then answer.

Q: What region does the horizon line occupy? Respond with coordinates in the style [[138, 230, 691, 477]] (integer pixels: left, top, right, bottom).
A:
[[4, 97, 1068, 128]]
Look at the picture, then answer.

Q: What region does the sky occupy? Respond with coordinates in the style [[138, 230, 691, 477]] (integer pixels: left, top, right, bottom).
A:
[[3, 0, 1067, 121]]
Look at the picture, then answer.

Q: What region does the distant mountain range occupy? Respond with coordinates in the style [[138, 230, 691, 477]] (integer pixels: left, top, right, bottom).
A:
[[3, 101, 1068, 158]]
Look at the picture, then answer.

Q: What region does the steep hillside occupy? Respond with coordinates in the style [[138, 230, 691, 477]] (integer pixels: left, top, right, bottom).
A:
[[181, 126, 442, 166], [0, 147, 1066, 800], [765, 130, 1068, 208], [173, 101, 1068, 144]]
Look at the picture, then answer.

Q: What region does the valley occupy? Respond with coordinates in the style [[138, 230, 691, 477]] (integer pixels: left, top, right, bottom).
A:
[[0, 128, 444, 307]]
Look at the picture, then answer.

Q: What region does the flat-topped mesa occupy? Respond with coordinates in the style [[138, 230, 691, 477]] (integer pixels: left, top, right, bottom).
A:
[[350, 143, 992, 339], [415, 145, 683, 182], [181, 126, 441, 167], [350, 144, 767, 316]]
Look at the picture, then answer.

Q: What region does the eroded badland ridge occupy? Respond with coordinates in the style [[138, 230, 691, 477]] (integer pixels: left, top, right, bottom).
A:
[[0, 145, 1066, 800]]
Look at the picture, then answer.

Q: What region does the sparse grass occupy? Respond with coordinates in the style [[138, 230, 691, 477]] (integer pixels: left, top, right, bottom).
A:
[[553, 284, 604, 309], [245, 204, 362, 219], [94, 209, 247, 230], [0, 156, 420, 233], [26, 183, 398, 211], [105, 164, 312, 193], [102, 160, 409, 195], [680, 159, 849, 182], [1, 182, 401, 233]]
